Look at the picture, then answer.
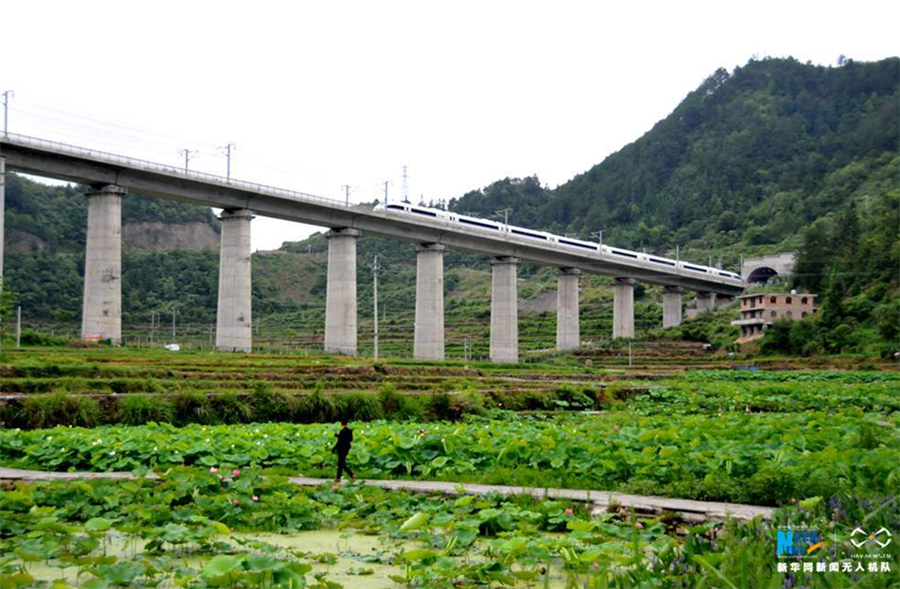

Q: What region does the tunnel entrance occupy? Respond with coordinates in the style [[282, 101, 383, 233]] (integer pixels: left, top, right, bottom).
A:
[[746, 266, 778, 284]]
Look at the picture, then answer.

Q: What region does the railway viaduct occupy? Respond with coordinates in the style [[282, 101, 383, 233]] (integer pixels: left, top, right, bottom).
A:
[[0, 134, 744, 362]]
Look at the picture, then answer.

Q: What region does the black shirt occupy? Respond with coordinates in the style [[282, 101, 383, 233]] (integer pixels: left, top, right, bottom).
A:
[[334, 427, 353, 453]]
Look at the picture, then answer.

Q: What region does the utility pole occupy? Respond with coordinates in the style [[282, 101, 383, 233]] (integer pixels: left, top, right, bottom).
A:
[[219, 143, 236, 181], [383, 180, 392, 205], [149, 311, 155, 346], [495, 208, 512, 226], [371, 255, 383, 360], [178, 149, 197, 173], [2, 90, 13, 137], [591, 230, 603, 248], [171, 308, 176, 340], [16, 305, 21, 348], [401, 165, 409, 203], [676, 245, 680, 263], [342, 184, 352, 205]]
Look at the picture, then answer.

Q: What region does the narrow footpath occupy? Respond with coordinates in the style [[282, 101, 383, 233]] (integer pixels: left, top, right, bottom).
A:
[[0, 467, 775, 523]]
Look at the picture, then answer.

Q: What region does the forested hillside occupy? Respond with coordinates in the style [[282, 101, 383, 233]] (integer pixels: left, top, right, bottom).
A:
[[450, 57, 898, 256]]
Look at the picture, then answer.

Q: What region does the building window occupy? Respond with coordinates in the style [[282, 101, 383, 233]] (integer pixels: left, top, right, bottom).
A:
[[786, 310, 793, 317], [801, 297, 808, 304], [770, 296, 777, 304], [786, 296, 792, 304], [801, 311, 808, 318], [771, 310, 777, 318]]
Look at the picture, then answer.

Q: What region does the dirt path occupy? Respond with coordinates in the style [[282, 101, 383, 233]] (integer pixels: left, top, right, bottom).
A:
[[0, 466, 774, 523]]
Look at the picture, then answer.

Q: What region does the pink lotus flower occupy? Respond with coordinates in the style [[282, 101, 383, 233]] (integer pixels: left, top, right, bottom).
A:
[[331, 485, 339, 491], [233, 499, 240, 505], [232, 469, 241, 476], [636, 522, 644, 529], [252, 495, 259, 502], [209, 467, 219, 474], [564, 508, 574, 515]]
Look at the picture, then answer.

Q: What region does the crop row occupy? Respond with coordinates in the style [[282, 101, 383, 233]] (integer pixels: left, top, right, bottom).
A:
[[3, 412, 897, 506], [0, 385, 600, 429]]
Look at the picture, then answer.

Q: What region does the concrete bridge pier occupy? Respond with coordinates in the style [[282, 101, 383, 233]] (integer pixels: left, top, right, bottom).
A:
[[324, 228, 359, 355], [695, 291, 715, 313], [414, 243, 445, 360], [215, 208, 254, 352], [82, 184, 125, 344], [490, 256, 518, 363], [556, 268, 581, 351], [662, 286, 683, 328], [612, 277, 635, 339]]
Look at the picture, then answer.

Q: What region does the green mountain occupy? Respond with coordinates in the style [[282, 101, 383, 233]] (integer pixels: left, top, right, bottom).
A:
[[2, 56, 897, 356], [449, 57, 898, 258]]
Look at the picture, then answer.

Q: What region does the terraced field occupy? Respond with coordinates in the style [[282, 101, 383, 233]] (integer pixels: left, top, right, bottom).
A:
[[1, 346, 898, 587]]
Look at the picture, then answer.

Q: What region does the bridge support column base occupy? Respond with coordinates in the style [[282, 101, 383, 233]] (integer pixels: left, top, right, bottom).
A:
[[216, 209, 254, 352], [324, 228, 359, 355], [490, 257, 518, 363], [556, 268, 581, 351], [695, 291, 715, 313], [612, 278, 635, 339], [82, 185, 125, 345], [662, 286, 683, 328], [414, 244, 445, 361]]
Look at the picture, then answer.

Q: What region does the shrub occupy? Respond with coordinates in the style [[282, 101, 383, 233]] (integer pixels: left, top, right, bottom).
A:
[[248, 382, 295, 423], [296, 389, 337, 423], [117, 394, 173, 425], [425, 391, 454, 421], [18, 331, 67, 346], [451, 388, 487, 418], [214, 391, 254, 424], [554, 386, 595, 410], [335, 393, 383, 422], [17, 392, 101, 428], [172, 391, 215, 426], [377, 384, 423, 420]]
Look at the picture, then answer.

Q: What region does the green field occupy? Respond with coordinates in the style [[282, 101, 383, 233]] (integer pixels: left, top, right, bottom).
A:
[[1, 347, 899, 588]]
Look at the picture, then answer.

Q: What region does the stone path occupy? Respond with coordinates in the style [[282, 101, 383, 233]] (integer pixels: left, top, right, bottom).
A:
[[0, 467, 775, 522]]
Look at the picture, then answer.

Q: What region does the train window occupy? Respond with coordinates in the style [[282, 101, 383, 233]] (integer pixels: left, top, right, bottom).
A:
[[459, 218, 499, 230], [649, 257, 676, 266], [684, 264, 707, 272], [511, 229, 547, 240], [411, 208, 437, 217], [559, 239, 596, 251], [611, 249, 639, 259], [386, 204, 405, 211]]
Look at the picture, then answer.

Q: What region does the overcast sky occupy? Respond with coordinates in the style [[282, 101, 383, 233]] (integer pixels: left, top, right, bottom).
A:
[[2, 1, 897, 251]]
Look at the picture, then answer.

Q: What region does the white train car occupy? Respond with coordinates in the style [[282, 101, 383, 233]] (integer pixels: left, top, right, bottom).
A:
[[375, 202, 741, 281]]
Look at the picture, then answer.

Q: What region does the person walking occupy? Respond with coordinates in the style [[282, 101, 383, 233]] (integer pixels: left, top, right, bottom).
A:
[[333, 421, 355, 482]]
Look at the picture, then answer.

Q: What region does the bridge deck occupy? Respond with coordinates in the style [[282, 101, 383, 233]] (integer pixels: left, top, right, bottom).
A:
[[0, 133, 743, 295]]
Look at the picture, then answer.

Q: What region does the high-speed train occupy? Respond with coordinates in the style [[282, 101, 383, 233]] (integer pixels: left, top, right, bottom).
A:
[[375, 202, 742, 281]]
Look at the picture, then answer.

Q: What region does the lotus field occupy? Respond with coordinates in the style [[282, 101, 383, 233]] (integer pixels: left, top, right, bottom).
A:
[[1, 350, 898, 587]]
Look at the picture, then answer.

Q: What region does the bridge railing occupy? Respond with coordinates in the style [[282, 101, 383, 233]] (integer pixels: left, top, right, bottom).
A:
[[0, 132, 352, 210]]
